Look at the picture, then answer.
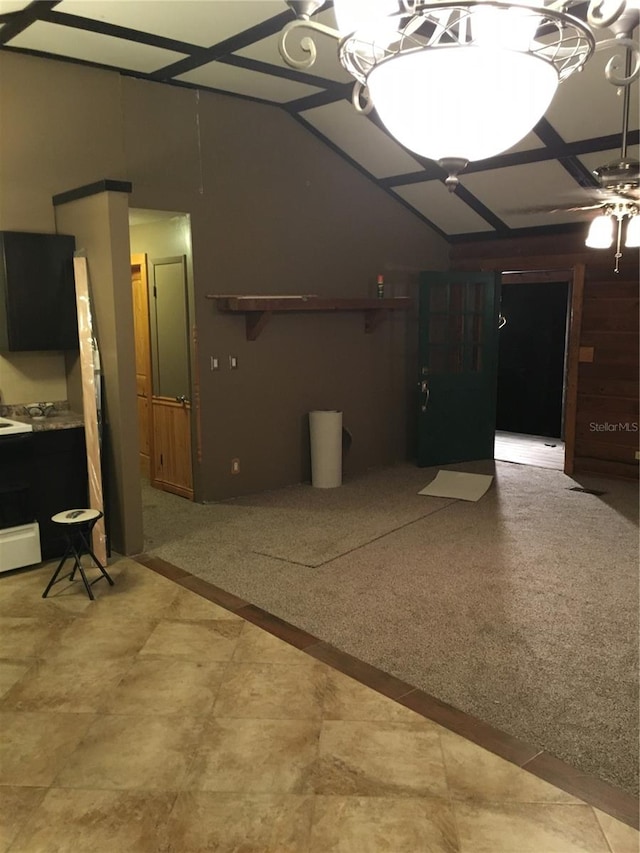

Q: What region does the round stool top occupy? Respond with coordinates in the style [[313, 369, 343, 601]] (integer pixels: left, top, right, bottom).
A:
[[52, 508, 102, 525]]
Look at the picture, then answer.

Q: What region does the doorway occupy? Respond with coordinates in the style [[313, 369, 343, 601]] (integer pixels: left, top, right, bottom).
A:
[[495, 276, 570, 470], [129, 209, 196, 500]]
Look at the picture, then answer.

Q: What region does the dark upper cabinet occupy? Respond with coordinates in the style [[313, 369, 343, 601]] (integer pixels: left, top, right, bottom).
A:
[[0, 231, 78, 351]]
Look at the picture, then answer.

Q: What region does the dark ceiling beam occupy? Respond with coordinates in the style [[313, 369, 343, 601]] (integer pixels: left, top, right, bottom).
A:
[[41, 9, 202, 55], [365, 109, 509, 231], [286, 87, 345, 112], [148, 10, 294, 81], [0, 42, 180, 85], [0, 0, 60, 45], [381, 129, 639, 189], [218, 54, 341, 90], [450, 221, 586, 244], [534, 117, 601, 188], [284, 83, 353, 113], [291, 112, 450, 241], [453, 185, 510, 233]]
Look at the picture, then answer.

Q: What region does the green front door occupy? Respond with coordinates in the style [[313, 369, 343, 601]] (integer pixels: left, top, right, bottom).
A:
[[417, 270, 500, 467]]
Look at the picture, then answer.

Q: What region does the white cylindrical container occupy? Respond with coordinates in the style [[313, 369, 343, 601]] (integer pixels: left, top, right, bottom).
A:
[[309, 410, 342, 488]]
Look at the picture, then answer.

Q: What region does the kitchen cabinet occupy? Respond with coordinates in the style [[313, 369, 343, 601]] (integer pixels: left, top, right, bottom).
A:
[[31, 428, 88, 560], [0, 231, 78, 351]]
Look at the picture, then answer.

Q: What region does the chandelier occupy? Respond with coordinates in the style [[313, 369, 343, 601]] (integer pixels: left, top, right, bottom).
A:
[[279, 0, 640, 189]]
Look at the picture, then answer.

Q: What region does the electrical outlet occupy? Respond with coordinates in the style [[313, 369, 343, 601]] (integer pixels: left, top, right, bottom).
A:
[[229, 355, 238, 370], [231, 458, 240, 474], [635, 450, 640, 461], [210, 356, 219, 371]]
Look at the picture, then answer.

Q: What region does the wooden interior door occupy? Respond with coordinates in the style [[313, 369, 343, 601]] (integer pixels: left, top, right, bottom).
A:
[[131, 254, 151, 477], [151, 397, 193, 498], [148, 255, 193, 500]]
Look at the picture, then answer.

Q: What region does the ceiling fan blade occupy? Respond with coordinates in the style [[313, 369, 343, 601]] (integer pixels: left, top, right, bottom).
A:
[[503, 202, 604, 214]]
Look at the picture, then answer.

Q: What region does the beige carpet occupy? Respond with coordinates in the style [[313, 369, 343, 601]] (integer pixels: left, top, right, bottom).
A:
[[141, 460, 639, 795]]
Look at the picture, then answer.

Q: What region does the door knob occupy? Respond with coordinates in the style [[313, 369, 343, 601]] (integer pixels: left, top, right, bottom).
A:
[[175, 395, 188, 405], [419, 379, 430, 412]]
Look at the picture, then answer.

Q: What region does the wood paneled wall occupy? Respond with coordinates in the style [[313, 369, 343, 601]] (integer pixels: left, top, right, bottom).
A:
[[451, 230, 639, 480], [577, 272, 639, 479]]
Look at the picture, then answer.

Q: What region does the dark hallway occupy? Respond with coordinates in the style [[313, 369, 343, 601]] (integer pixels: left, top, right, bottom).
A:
[[496, 281, 569, 439]]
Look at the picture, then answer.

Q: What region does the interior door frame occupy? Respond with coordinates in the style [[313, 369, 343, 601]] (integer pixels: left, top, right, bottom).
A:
[[499, 272, 572, 444], [129, 210, 201, 503], [131, 251, 196, 499], [500, 265, 584, 476], [148, 253, 194, 498], [131, 252, 154, 479]]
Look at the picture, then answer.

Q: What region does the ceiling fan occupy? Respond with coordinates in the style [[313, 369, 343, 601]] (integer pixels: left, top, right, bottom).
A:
[[516, 156, 639, 214], [505, 6, 640, 271]]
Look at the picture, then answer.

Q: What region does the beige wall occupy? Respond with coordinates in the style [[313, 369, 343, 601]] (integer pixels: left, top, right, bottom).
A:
[[0, 50, 449, 505], [55, 191, 142, 555], [0, 352, 67, 406]]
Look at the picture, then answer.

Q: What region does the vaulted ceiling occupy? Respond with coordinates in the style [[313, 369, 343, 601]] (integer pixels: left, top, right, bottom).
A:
[[1, 0, 638, 243]]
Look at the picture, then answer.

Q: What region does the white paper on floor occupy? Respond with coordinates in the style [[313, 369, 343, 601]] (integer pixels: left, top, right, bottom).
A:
[[418, 470, 494, 502]]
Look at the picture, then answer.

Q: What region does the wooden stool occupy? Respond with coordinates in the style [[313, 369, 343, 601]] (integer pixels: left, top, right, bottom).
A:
[[42, 509, 114, 601]]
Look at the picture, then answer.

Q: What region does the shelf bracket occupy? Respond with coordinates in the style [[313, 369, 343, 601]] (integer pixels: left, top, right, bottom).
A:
[[245, 310, 271, 341], [364, 308, 386, 334]]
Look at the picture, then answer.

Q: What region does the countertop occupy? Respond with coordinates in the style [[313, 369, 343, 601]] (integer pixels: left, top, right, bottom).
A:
[[6, 410, 85, 432]]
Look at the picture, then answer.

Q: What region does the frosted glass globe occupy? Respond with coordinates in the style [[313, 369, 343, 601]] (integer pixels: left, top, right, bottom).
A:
[[585, 214, 614, 248], [333, 0, 398, 36], [367, 47, 559, 162], [625, 214, 640, 247]]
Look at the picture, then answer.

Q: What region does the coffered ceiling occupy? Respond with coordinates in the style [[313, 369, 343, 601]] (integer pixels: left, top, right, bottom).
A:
[[1, 0, 638, 242]]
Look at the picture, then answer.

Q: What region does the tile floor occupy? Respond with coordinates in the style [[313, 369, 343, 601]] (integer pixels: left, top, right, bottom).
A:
[[0, 555, 638, 853]]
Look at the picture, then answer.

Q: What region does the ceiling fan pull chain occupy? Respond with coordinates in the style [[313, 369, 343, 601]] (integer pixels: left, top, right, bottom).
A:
[[614, 215, 623, 274]]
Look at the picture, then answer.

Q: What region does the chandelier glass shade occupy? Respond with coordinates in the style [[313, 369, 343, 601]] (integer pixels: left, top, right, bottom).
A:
[[366, 46, 558, 163], [333, 0, 399, 40]]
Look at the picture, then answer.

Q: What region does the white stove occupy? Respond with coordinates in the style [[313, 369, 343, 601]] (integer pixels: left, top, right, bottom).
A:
[[0, 416, 33, 435], [0, 416, 40, 572]]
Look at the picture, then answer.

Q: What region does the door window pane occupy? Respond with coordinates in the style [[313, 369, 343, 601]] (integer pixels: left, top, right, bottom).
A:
[[449, 313, 465, 341], [471, 345, 483, 372], [448, 345, 464, 373], [429, 315, 448, 344], [450, 282, 464, 314], [472, 313, 483, 344], [470, 281, 485, 313], [428, 346, 447, 373], [429, 284, 448, 312]]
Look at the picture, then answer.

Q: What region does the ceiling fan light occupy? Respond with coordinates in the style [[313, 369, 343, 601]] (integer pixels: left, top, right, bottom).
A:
[[625, 214, 640, 248], [367, 47, 558, 163], [585, 214, 614, 249]]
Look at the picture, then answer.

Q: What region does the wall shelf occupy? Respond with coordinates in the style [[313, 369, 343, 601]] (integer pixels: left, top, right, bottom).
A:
[[207, 295, 413, 340]]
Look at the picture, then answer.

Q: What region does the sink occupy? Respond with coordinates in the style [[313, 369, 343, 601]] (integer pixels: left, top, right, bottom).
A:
[[25, 402, 55, 419]]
